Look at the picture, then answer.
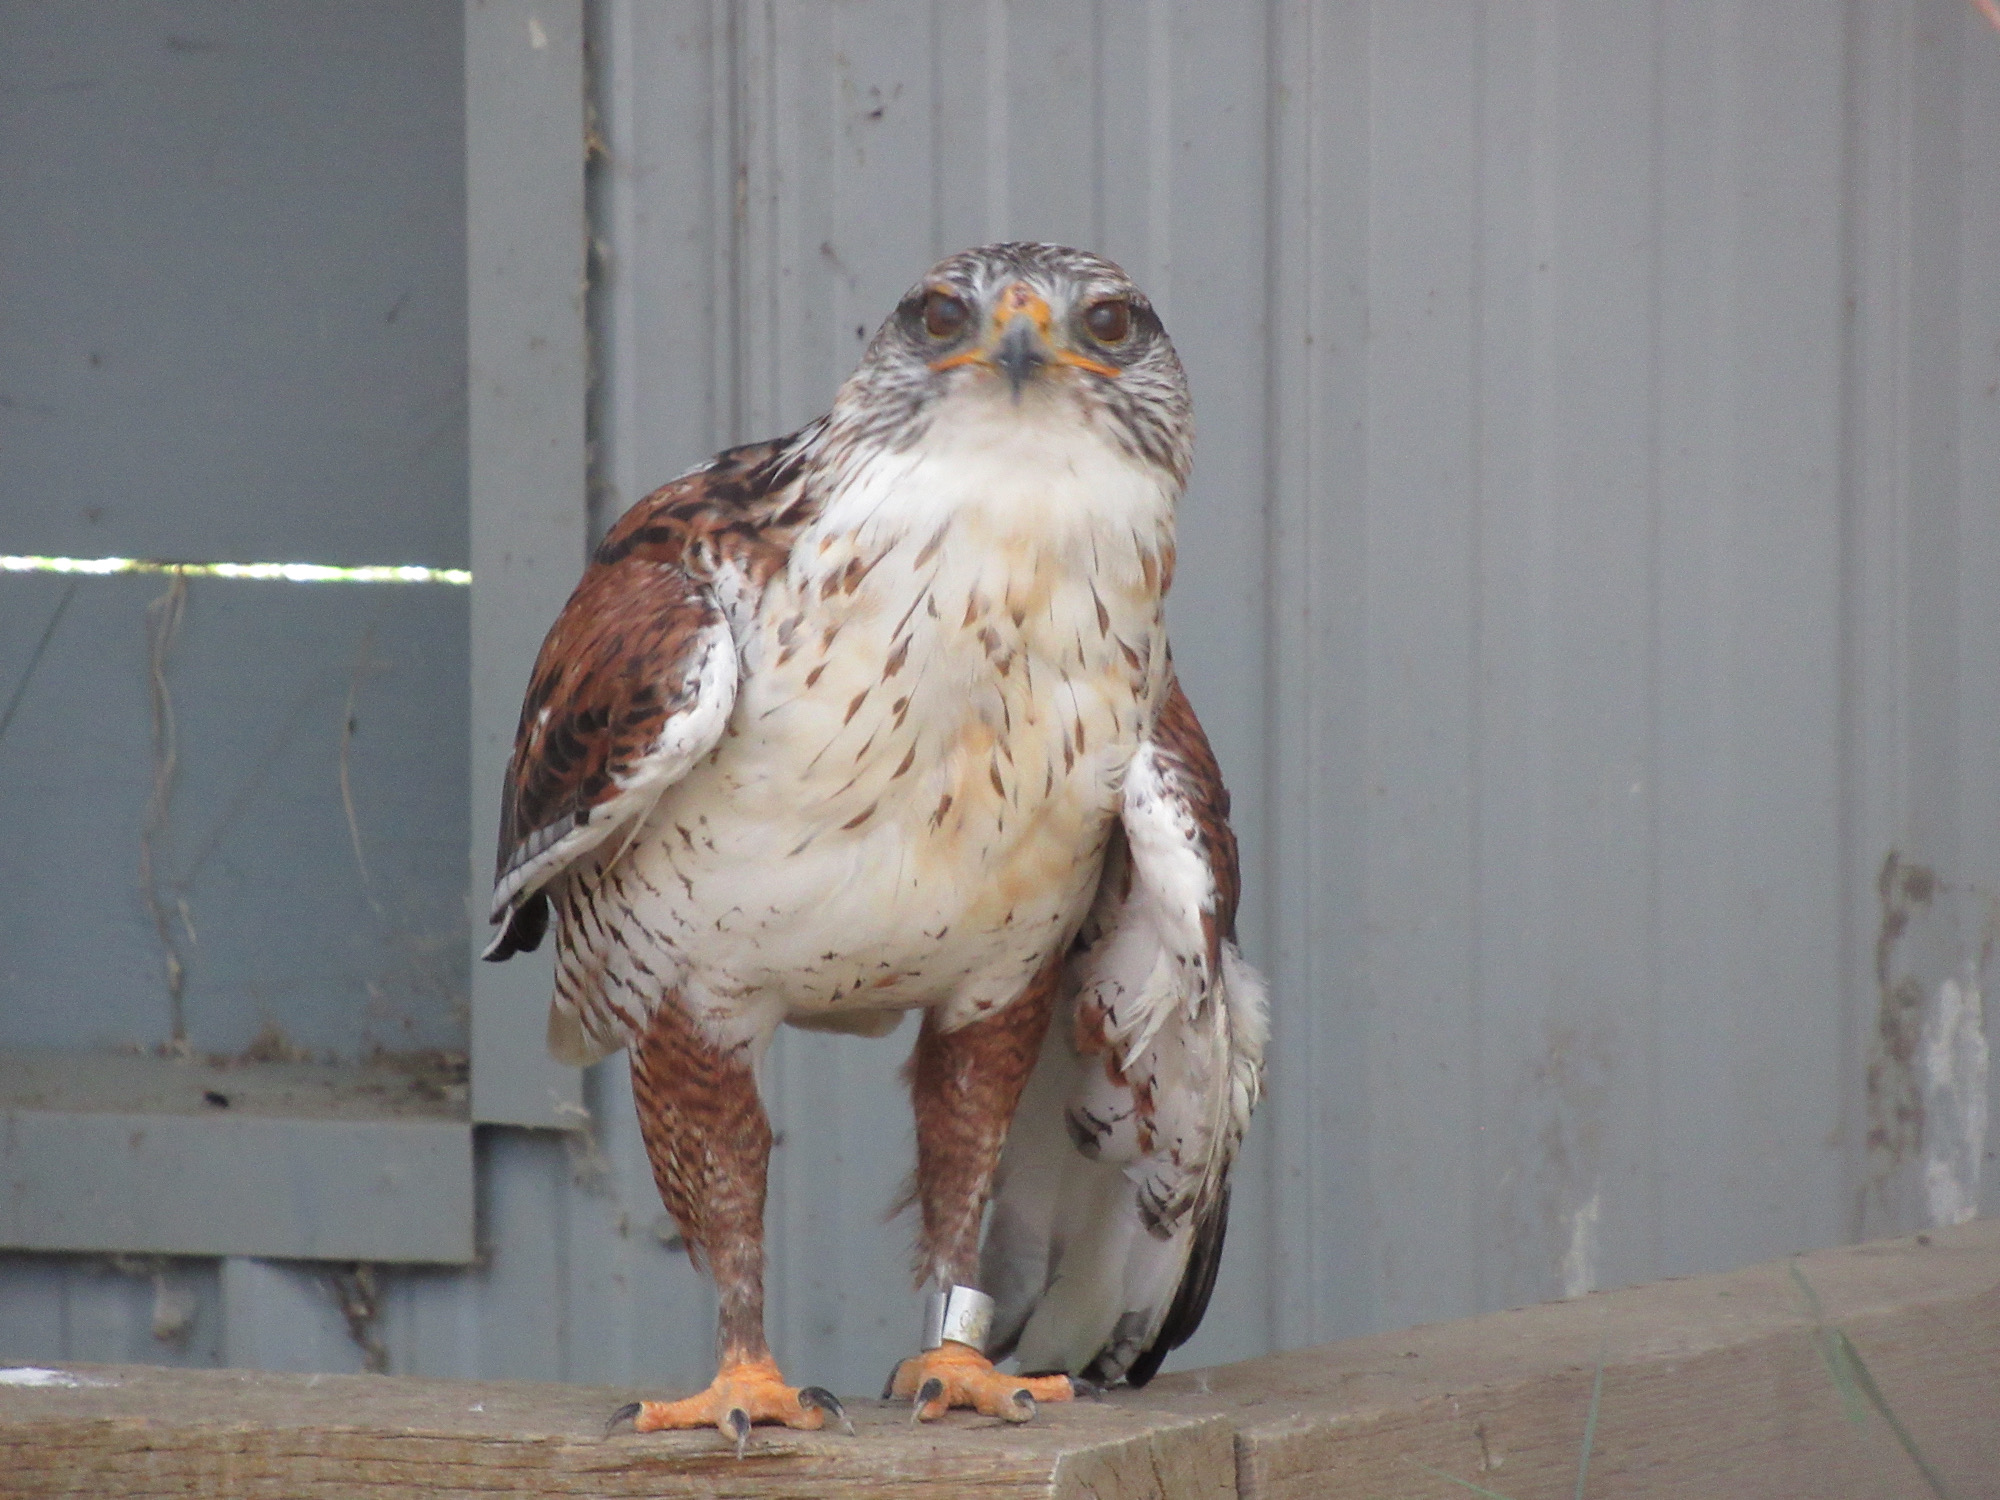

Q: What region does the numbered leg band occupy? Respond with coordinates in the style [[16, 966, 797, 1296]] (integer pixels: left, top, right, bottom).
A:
[[922, 1285, 995, 1352]]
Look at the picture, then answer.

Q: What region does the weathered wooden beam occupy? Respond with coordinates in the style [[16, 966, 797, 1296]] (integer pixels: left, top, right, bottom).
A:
[[1144, 1218, 2000, 1500], [0, 1364, 1234, 1500], [2, 1223, 1994, 1499]]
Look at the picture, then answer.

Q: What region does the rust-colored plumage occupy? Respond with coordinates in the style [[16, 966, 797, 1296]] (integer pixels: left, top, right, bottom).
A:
[[630, 987, 772, 1360]]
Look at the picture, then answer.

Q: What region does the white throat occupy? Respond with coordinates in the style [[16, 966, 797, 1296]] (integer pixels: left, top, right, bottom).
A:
[[811, 384, 1177, 566]]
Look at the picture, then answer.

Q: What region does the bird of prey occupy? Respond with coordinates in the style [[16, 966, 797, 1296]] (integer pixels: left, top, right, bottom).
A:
[[484, 242, 1267, 1443]]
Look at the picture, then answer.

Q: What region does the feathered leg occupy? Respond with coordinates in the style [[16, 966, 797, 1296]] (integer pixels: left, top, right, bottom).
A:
[[617, 995, 844, 1448], [888, 962, 1078, 1421]]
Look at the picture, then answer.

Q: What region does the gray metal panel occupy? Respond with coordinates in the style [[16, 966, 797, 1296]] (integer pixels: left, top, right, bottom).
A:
[[0, 577, 469, 1061], [0, 1256, 221, 1369], [0, 0, 468, 571], [0, 2, 471, 1065], [1262, 0, 1373, 1358], [1263, 0, 2000, 1354], [466, 0, 587, 1127], [1645, 0, 1852, 1281], [0, 1105, 472, 1263], [220, 1258, 375, 1374], [1841, 0, 2000, 1244]]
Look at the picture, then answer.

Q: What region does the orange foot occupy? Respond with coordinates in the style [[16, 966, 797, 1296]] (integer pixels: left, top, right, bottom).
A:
[[611, 1356, 849, 1456], [886, 1340, 1078, 1423]]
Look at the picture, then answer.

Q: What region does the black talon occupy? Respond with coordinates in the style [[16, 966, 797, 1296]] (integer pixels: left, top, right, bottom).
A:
[[1008, 1388, 1038, 1422], [881, 1361, 904, 1400], [605, 1401, 643, 1437], [799, 1385, 854, 1437], [911, 1375, 945, 1421], [1067, 1376, 1107, 1400], [726, 1405, 752, 1459]]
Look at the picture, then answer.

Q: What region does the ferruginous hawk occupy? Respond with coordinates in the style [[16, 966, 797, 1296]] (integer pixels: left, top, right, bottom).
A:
[[484, 242, 1267, 1445]]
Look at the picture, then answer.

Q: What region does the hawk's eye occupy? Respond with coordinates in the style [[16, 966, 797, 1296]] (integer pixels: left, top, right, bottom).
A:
[[1083, 297, 1132, 344], [922, 290, 970, 340]]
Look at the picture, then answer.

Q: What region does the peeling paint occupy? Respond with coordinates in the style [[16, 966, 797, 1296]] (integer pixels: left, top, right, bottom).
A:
[[1866, 852, 1934, 1177], [1560, 1189, 1601, 1298], [0, 1367, 115, 1388], [1921, 966, 1989, 1228]]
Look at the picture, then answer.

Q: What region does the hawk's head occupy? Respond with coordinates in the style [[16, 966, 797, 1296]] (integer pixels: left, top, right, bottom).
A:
[[827, 243, 1192, 489]]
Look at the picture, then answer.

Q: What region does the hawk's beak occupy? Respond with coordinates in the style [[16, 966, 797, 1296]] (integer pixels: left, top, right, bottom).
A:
[[930, 281, 1117, 396], [995, 313, 1047, 399], [980, 283, 1054, 401]]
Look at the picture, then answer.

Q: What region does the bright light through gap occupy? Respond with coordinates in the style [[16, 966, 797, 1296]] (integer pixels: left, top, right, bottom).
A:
[[0, 555, 471, 586]]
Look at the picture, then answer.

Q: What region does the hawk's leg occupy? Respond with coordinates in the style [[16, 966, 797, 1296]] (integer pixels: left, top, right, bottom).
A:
[[888, 966, 1077, 1422], [620, 995, 842, 1446]]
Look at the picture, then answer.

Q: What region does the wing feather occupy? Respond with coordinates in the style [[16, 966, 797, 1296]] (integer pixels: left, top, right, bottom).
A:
[[481, 543, 738, 962], [481, 433, 815, 1075], [983, 679, 1267, 1385]]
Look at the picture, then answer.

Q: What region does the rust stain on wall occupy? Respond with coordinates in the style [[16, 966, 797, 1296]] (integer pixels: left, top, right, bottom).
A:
[[1867, 850, 1935, 1177]]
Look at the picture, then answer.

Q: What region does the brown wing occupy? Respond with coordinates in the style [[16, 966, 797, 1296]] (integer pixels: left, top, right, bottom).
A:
[[482, 434, 823, 961], [482, 557, 737, 960]]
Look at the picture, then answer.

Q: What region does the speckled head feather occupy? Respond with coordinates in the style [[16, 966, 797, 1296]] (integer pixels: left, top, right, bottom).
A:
[[820, 243, 1193, 491]]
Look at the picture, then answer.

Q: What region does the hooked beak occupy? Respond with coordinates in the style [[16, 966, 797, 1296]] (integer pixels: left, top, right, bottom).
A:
[[995, 315, 1047, 399]]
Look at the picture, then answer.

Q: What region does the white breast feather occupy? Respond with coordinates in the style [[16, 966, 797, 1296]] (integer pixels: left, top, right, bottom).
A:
[[609, 385, 1177, 1045]]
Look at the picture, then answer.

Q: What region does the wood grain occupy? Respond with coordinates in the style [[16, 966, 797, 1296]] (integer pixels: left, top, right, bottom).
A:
[[3, 1223, 1993, 1499], [0, 1367, 1232, 1500], [1145, 1218, 2000, 1500]]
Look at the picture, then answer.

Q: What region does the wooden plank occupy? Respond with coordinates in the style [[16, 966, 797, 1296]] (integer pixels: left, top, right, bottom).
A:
[[0, 1365, 1233, 1500], [2, 1225, 1994, 1497], [1144, 1219, 2000, 1500]]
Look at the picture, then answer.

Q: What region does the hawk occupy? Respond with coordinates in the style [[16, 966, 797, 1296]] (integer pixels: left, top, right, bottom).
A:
[[484, 243, 1267, 1443]]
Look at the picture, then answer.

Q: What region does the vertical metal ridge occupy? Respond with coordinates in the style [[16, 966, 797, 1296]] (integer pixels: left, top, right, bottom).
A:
[[928, 0, 946, 258], [1263, 0, 1373, 1351], [1639, 0, 1671, 1283], [1462, 0, 1495, 1317], [467, 0, 587, 1129], [1145, 0, 1173, 303], [1832, 0, 1884, 1245], [984, 0, 1009, 237], [1257, 0, 1301, 1361], [715, 0, 743, 450]]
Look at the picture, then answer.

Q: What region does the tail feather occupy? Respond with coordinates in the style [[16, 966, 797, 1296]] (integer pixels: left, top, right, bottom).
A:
[[1123, 1186, 1228, 1387], [981, 934, 1264, 1384]]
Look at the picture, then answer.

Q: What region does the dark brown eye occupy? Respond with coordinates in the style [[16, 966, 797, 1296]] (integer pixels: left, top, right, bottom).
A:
[[1083, 297, 1131, 344], [923, 289, 970, 339]]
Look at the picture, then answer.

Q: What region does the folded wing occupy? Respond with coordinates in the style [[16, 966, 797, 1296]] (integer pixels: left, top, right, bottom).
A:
[[481, 547, 738, 978], [982, 679, 1268, 1385]]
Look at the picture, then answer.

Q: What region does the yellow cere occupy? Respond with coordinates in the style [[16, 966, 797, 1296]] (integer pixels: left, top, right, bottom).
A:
[[0, 555, 471, 585]]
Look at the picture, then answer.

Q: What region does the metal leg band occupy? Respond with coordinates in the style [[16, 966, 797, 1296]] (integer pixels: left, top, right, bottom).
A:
[[922, 1284, 995, 1352]]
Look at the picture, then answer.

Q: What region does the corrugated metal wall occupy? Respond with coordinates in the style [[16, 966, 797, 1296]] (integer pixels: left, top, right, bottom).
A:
[[3, 0, 1995, 1399], [1260, 0, 2000, 1346]]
